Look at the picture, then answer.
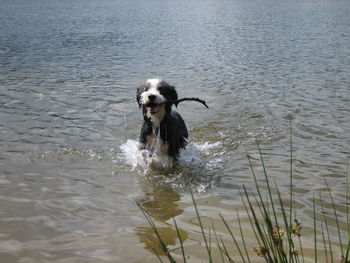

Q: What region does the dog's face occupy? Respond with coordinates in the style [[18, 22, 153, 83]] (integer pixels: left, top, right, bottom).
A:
[[137, 78, 178, 122]]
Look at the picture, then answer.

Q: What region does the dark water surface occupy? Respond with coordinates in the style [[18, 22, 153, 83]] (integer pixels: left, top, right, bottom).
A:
[[1, 0, 350, 262]]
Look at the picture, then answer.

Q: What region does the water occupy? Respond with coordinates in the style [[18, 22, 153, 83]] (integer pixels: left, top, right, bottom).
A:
[[1, 0, 350, 262]]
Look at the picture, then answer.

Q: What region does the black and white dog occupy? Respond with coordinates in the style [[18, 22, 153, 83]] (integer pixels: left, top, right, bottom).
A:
[[136, 78, 188, 162]]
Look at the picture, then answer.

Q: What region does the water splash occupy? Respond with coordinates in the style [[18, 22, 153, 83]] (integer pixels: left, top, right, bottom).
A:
[[120, 140, 222, 170], [119, 139, 172, 171], [119, 140, 149, 170], [119, 139, 223, 192]]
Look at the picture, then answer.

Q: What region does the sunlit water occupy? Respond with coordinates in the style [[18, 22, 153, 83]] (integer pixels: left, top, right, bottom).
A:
[[1, 0, 350, 262]]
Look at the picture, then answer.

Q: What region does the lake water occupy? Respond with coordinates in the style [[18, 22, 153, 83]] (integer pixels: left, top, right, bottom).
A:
[[1, 0, 349, 262]]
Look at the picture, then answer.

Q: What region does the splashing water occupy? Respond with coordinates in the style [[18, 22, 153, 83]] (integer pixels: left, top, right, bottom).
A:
[[119, 139, 172, 171], [119, 140, 148, 170], [119, 139, 224, 191]]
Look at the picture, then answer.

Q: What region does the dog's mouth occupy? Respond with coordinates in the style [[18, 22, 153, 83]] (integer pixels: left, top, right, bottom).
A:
[[145, 102, 164, 115]]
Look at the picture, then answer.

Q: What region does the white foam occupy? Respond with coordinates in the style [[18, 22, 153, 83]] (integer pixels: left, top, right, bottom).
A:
[[119, 140, 148, 170], [192, 141, 222, 155], [119, 139, 173, 172], [119, 139, 222, 173], [119, 139, 224, 192]]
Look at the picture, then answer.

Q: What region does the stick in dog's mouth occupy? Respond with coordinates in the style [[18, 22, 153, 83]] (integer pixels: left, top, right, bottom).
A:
[[145, 102, 164, 114], [145, 97, 208, 115], [168, 97, 209, 109]]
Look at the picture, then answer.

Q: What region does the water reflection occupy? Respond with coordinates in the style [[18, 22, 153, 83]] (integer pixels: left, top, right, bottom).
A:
[[136, 226, 188, 256], [135, 176, 187, 255], [1, 0, 350, 261], [138, 185, 183, 221]]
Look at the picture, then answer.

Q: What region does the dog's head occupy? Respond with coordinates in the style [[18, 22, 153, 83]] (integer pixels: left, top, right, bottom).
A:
[[136, 78, 178, 122]]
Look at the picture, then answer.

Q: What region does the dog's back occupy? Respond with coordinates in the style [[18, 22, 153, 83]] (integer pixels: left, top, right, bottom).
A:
[[160, 110, 188, 158]]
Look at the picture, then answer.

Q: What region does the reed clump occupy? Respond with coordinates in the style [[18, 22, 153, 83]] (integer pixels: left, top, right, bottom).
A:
[[138, 137, 350, 263]]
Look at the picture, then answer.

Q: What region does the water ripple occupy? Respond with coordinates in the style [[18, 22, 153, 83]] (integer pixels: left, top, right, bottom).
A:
[[1, 0, 350, 261]]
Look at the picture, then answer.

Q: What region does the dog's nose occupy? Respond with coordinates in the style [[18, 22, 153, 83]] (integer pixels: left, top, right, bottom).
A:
[[148, 95, 156, 101]]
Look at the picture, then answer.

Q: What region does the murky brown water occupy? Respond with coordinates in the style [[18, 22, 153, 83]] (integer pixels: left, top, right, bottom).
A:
[[1, 0, 349, 262]]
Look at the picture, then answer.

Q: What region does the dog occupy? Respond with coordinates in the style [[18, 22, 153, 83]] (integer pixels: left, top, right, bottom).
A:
[[136, 78, 188, 162]]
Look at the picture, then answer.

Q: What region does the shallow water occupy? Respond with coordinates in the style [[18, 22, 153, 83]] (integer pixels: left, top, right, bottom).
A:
[[1, 0, 350, 262]]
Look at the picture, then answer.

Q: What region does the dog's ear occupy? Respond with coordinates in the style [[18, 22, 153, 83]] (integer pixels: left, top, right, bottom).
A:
[[159, 84, 178, 106], [136, 85, 146, 108], [168, 85, 178, 107]]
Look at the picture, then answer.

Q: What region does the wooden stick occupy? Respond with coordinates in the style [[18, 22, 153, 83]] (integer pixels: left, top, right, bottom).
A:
[[167, 97, 209, 109]]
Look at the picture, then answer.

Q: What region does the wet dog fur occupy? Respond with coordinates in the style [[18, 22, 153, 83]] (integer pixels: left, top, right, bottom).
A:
[[136, 78, 188, 161]]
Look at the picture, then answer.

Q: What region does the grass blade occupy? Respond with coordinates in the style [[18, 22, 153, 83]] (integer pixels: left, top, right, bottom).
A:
[[321, 198, 334, 263], [344, 240, 350, 263], [211, 219, 226, 263], [137, 202, 177, 263], [289, 120, 293, 229], [320, 222, 328, 263], [256, 142, 279, 228], [153, 248, 165, 263], [347, 163, 350, 235], [324, 178, 344, 258], [240, 192, 263, 248], [297, 235, 305, 263], [236, 209, 251, 262], [190, 188, 212, 262], [345, 163, 350, 262], [247, 154, 275, 234], [173, 216, 187, 263], [247, 154, 276, 257], [292, 200, 305, 263], [274, 181, 296, 263], [219, 236, 236, 263], [219, 213, 247, 263], [243, 185, 275, 262], [313, 194, 317, 263]]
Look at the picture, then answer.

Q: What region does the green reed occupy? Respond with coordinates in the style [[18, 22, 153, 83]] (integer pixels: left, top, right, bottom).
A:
[[138, 136, 350, 263]]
